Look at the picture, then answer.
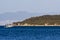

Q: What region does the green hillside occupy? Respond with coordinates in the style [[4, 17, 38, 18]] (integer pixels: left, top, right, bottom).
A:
[[13, 15, 60, 25]]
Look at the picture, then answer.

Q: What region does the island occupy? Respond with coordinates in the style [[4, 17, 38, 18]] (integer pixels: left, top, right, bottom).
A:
[[6, 15, 60, 27]]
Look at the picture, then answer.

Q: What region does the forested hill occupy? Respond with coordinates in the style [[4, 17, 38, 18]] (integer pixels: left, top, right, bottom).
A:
[[13, 15, 60, 25]]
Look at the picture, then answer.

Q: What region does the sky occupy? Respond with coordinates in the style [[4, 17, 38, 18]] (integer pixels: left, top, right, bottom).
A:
[[0, 0, 60, 13], [0, 0, 60, 25]]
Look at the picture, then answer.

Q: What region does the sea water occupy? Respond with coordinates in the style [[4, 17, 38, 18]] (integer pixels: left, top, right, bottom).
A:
[[0, 26, 60, 40]]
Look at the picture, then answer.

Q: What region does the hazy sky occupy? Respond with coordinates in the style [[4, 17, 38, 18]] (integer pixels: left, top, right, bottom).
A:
[[0, 0, 60, 25], [0, 0, 60, 13]]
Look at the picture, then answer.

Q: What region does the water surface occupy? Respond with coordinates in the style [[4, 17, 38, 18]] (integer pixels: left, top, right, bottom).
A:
[[0, 26, 60, 40]]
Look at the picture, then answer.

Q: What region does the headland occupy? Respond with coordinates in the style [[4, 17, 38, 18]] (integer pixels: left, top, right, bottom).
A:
[[6, 15, 60, 27]]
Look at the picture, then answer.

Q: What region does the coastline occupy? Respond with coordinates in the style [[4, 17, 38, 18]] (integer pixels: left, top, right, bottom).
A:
[[5, 15, 60, 27], [5, 24, 60, 28]]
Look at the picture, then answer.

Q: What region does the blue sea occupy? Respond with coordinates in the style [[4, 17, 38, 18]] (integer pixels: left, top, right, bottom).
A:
[[0, 26, 60, 40]]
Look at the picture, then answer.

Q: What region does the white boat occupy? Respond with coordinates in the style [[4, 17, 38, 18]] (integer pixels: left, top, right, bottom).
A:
[[4, 20, 14, 28], [5, 24, 13, 28]]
